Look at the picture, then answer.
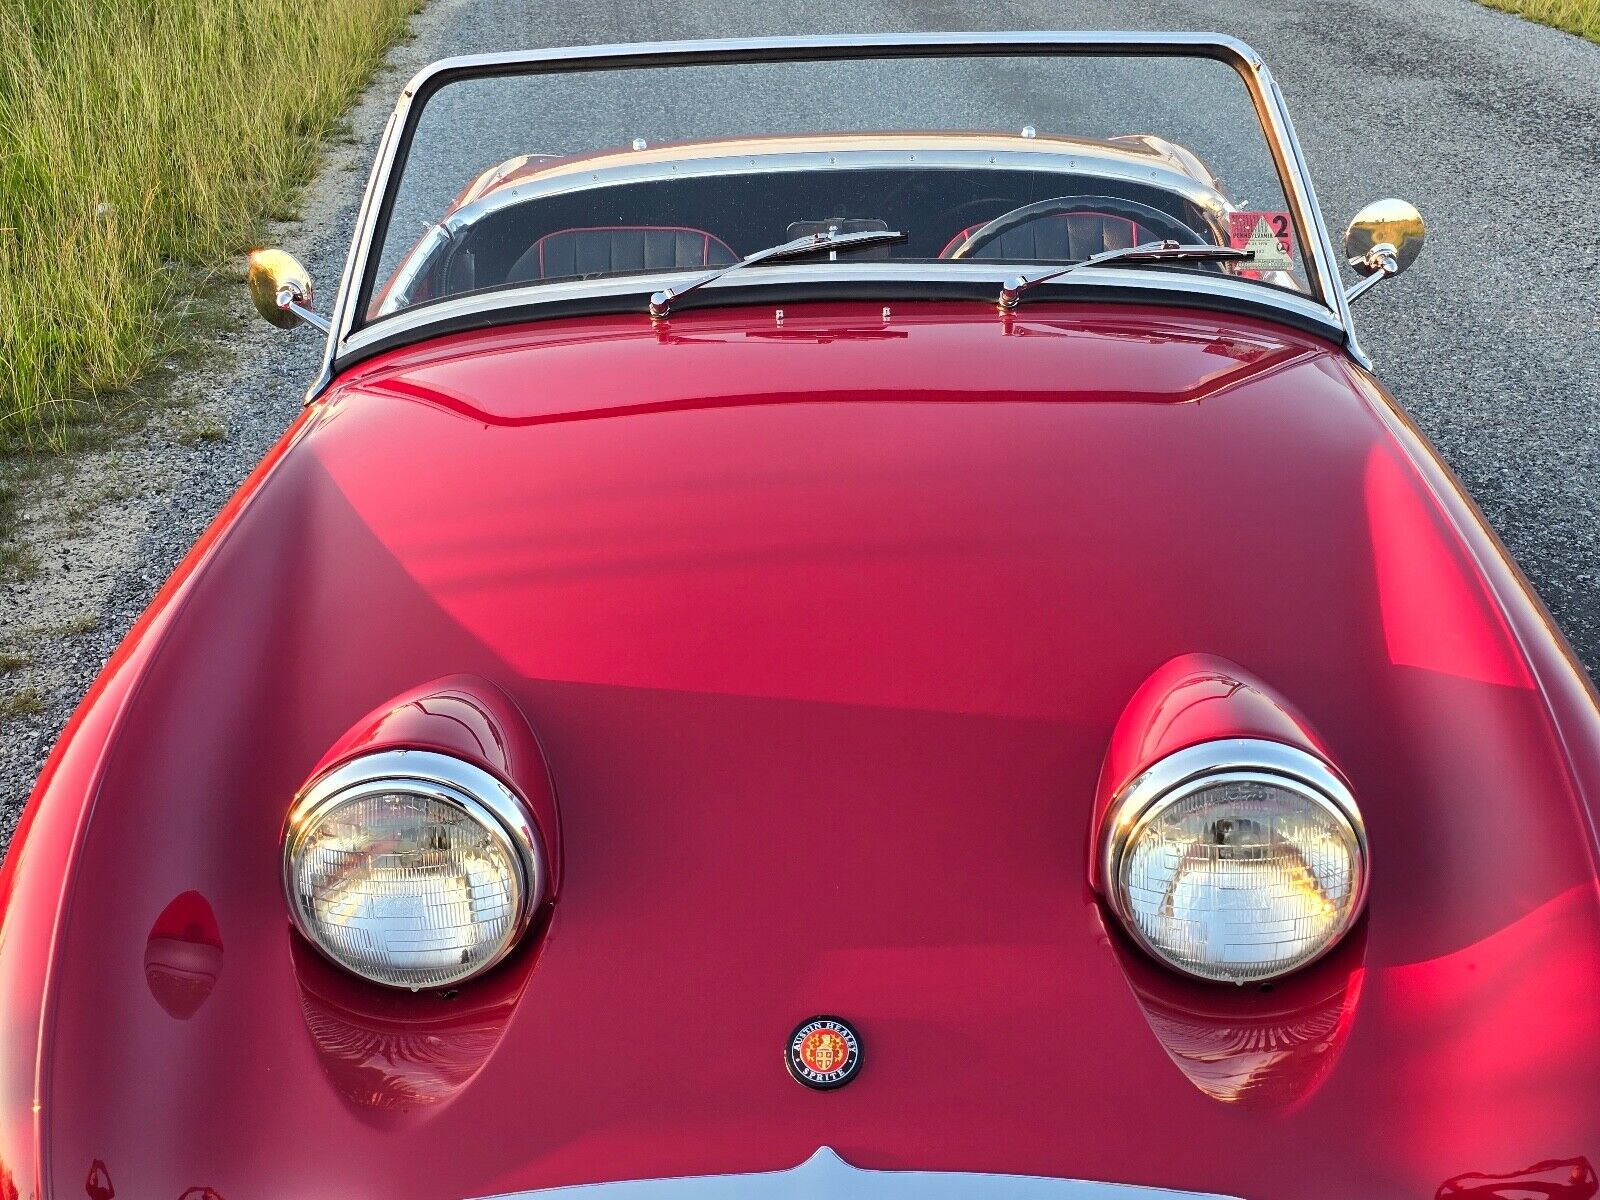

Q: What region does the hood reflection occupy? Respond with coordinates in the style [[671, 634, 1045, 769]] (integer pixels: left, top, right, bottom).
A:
[[291, 936, 530, 1127], [84, 1160, 113, 1200], [144, 892, 223, 1020], [1112, 920, 1366, 1112], [1437, 1159, 1597, 1200]]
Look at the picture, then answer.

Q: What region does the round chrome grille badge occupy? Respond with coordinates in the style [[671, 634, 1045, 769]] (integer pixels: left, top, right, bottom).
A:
[[787, 1016, 862, 1089]]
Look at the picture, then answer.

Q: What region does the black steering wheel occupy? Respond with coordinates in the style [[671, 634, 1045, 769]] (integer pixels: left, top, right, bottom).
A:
[[948, 194, 1209, 260]]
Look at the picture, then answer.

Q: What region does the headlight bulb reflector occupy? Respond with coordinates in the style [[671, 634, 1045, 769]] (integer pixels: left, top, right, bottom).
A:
[[284, 751, 543, 989], [1104, 740, 1367, 984]]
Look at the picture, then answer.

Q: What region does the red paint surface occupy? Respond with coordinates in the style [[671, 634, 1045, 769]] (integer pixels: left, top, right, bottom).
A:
[[2, 303, 1599, 1200], [1110, 914, 1368, 1114], [1088, 652, 1340, 885]]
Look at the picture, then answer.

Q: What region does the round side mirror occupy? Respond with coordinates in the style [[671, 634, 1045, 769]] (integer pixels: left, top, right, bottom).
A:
[[1344, 199, 1426, 278], [247, 248, 318, 331]]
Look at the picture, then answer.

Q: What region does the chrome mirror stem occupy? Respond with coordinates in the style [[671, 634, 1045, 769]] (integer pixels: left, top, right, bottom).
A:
[[1343, 242, 1399, 303], [278, 288, 331, 334]]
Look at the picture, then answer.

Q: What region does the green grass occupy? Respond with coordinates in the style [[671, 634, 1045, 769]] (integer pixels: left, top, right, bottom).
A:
[[0, 473, 37, 579], [1478, 0, 1600, 40], [170, 409, 228, 446], [0, 0, 422, 449], [50, 612, 101, 637], [0, 687, 44, 721]]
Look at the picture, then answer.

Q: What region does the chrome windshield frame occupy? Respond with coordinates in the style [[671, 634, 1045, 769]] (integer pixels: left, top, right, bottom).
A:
[[310, 31, 1365, 398]]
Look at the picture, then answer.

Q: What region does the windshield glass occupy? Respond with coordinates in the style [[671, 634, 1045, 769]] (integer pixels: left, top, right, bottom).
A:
[[360, 44, 1320, 324]]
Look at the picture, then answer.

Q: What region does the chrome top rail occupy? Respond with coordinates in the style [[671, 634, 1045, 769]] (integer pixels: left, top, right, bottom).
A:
[[472, 1147, 1245, 1200], [311, 31, 1364, 399]]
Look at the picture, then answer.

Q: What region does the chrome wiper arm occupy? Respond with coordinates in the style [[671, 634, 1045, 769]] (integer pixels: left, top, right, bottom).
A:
[[649, 229, 908, 319], [996, 240, 1254, 310]]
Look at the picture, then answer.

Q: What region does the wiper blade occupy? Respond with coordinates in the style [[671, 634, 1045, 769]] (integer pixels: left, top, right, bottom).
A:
[[649, 228, 908, 319], [997, 240, 1253, 310]]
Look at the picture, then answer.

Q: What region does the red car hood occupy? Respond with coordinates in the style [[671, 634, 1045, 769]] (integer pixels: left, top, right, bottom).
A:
[[13, 303, 1600, 1200]]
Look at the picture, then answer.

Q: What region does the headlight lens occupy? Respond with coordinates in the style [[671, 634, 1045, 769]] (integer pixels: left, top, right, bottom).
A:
[[1103, 740, 1367, 984], [284, 751, 544, 989]]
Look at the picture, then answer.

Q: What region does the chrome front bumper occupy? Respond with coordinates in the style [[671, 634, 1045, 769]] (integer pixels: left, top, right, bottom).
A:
[[476, 1147, 1240, 1200]]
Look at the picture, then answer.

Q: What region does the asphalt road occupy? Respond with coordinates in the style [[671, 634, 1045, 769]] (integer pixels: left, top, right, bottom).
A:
[[0, 0, 1596, 844]]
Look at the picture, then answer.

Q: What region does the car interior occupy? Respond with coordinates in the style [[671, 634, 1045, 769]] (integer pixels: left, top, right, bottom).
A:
[[396, 166, 1224, 307]]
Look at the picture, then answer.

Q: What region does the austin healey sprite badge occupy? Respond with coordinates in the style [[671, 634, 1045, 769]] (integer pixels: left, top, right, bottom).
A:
[[787, 1016, 861, 1089]]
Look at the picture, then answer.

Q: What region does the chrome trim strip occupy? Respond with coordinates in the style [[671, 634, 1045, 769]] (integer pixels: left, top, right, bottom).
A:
[[1243, 68, 1338, 334], [473, 1147, 1244, 1200], [338, 261, 1345, 368], [379, 222, 454, 315], [1098, 738, 1370, 982], [317, 32, 1357, 396], [311, 107, 402, 401], [1261, 76, 1370, 370], [283, 749, 547, 989]]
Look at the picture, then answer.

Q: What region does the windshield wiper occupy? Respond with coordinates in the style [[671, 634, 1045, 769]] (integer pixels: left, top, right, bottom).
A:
[[648, 228, 908, 319], [996, 240, 1253, 310]]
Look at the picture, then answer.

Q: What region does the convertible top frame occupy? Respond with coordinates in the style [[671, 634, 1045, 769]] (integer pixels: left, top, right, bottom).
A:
[[310, 32, 1368, 399]]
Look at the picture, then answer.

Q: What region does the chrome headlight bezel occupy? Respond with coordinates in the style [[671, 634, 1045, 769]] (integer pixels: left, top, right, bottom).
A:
[[1101, 738, 1369, 984], [283, 749, 546, 989]]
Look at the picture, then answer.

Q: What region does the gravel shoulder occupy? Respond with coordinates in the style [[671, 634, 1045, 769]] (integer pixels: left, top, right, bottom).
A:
[[2, 0, 1596, 849]]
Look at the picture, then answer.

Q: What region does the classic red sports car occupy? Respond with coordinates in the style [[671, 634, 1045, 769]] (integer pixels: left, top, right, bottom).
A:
[[4, 32, 1598, 1200]]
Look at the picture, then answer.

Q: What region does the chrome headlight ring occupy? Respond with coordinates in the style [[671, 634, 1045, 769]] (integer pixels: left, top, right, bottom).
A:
[[284, 749, 546, 990], [1101, 738, 1369, 985]]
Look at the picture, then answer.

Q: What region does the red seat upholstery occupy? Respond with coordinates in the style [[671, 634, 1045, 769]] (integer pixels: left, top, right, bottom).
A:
[[940, 212, 1141, 260], [508, 226, 737, 282]]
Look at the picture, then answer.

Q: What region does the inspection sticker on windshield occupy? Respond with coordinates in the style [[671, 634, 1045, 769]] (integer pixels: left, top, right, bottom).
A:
[[1228, 212, 1295, 275]]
